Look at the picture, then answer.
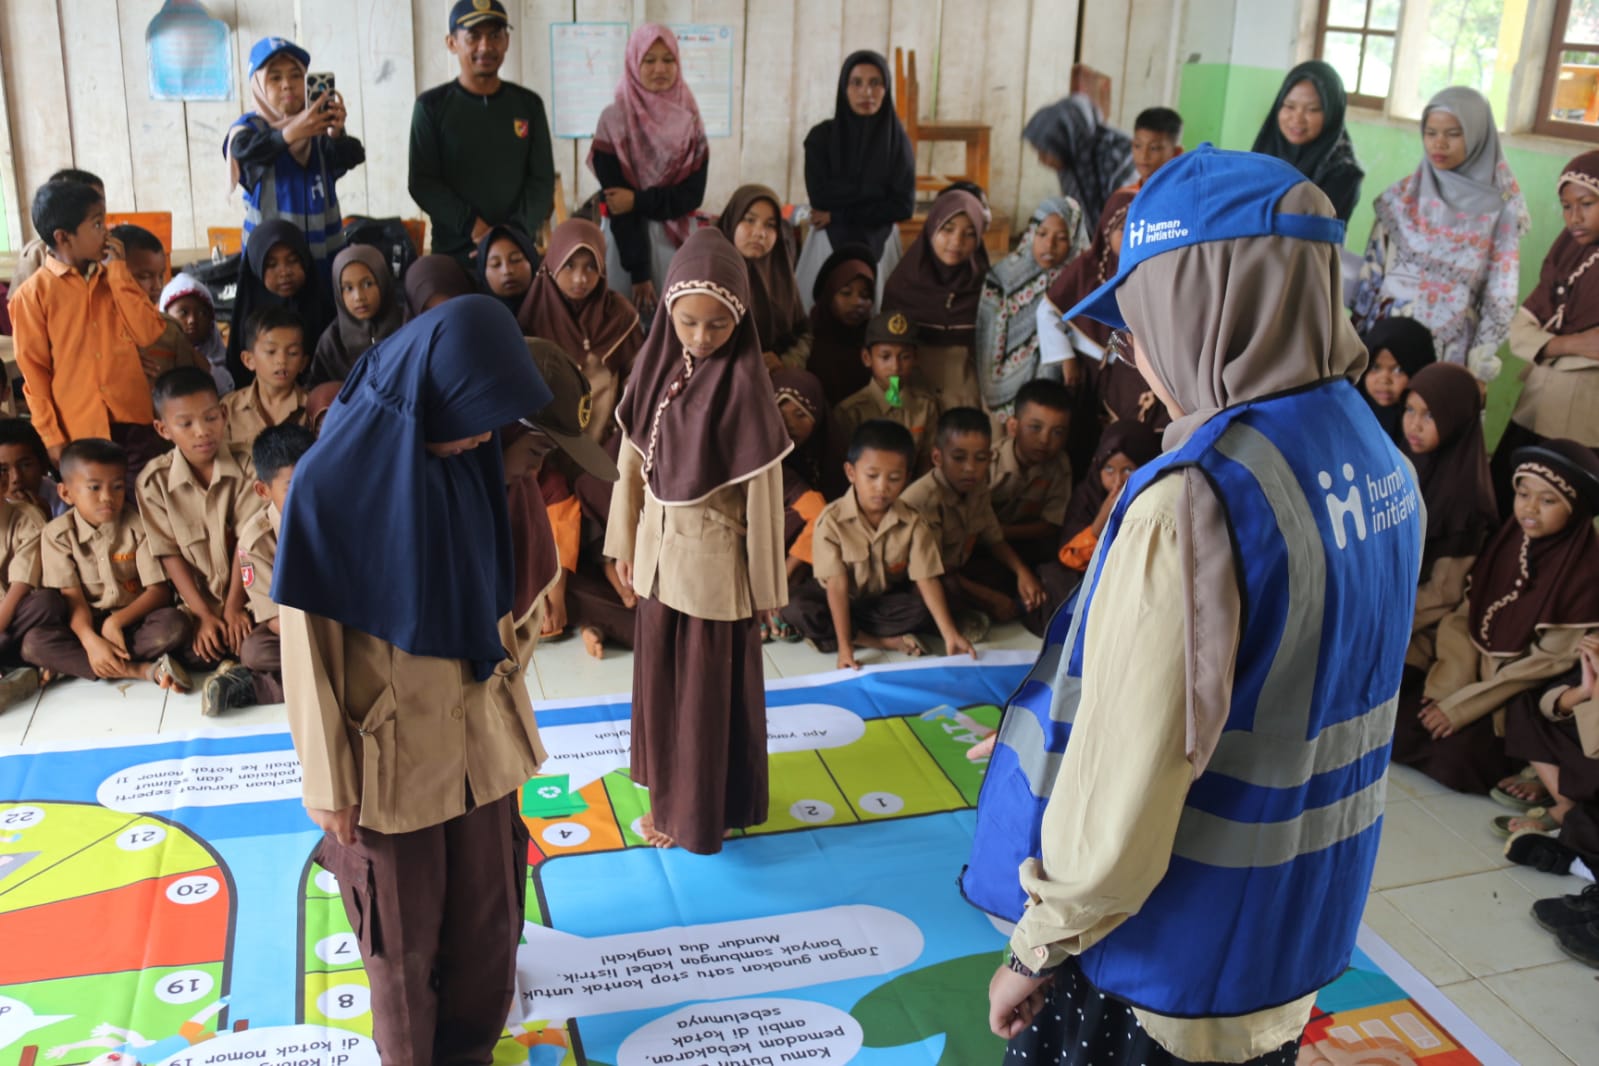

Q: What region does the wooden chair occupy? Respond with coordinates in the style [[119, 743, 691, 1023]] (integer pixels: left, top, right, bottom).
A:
[[402, 218, 426, 257], [206, 226, 243, 257], [893, 48, 992, 196], [106, 211, 173, 255]]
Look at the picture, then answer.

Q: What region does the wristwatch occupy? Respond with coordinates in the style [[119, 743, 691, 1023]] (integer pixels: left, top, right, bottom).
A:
[[1005, 948, 1056, 979]]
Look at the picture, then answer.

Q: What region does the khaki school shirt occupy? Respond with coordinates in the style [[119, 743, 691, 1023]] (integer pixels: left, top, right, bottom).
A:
[[223, 381, 309, 448], [40, 509, 168, 611], [1424, 598, 1593, 733], [604, 434, 787, 621], [835, 380, 939, 472], [900, 467, 1004, 571], [811, 490, 942, 598], [1008, 475, 1315, 1060], [282, 606, 546, 835], [988, 435, 1073, 526], [1507, 307, 1599, 447], [0, 500, 44, 596], [238, 503, 279, 624], [137, 444, 266, 612]]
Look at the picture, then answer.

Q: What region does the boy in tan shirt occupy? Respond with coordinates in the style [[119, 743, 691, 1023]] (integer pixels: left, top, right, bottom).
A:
[[22, 439, 191, 691], [0, 497, 66, 708], [835, 312, 940, 474], [138, 368, 266, 713], [780, 420, 973, 668], [902, 407, 1047, 629], [223, 306, 310, 448], [989, 378, 1075, 566]]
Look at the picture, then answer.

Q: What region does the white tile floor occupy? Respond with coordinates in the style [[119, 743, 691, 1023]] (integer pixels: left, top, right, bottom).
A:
[[3, 622, 1594, 1062]]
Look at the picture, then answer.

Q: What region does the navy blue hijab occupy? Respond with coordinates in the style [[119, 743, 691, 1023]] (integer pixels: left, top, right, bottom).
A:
[[273, 295, 553, 680]]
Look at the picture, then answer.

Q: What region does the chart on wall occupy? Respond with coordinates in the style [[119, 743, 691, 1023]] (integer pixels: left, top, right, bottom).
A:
[[0, 654, 1513, 1066]]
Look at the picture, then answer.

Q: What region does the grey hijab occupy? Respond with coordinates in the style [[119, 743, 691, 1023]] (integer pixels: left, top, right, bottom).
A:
[[1418, 87, 1516, 217]]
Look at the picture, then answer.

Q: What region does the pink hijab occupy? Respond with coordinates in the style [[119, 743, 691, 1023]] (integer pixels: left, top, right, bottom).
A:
[[588, 24, 708, 247]]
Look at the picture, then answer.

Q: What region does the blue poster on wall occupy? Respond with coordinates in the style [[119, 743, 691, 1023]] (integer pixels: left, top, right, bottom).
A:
[[146, 0, 233, 102]]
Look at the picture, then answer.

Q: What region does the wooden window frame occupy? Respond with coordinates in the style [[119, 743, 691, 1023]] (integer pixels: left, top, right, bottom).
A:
[[1536, 0, 1599, 143], [1315, 0, 1398, 109]]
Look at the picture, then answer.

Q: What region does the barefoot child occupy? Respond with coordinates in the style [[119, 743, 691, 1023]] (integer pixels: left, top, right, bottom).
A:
[[835, 311, 940, 473], [138, 368, 266, 713], [311, 244, 407, 385], [780, 420, 973, 667], [224, 307, 310, 447], [233, 424, 318, 711], [24, 439, 191, 691], [276, 295, 552, 1064], [605, 228, 789, 853], [901, 406, 1046, 630]]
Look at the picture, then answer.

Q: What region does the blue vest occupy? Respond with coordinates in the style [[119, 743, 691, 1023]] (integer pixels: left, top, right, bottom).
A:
[[229, 115, 346, 275], [961, 379, 1422, 1018]]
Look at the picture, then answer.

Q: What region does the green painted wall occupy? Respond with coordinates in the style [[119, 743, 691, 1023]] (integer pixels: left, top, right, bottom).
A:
[[1178, 59, 1584, 440]]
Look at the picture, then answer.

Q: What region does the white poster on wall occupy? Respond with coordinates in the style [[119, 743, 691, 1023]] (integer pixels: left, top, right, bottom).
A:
[[549, 22, 735, 139], [550, 22, 630, 139]]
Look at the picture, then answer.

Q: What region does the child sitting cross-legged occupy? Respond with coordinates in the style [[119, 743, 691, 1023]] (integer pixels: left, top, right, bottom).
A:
[[224, 306, 310, 448], [780, 419, 974, 668], [228, 423, 319, 712], [137, 368, 268, 714], [22, 439, 192, 691], [901, 406, 1047, 633]]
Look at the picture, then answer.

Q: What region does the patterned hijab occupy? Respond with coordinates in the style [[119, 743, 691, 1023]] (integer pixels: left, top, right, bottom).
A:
[[1023, 94, 1135, 227], [1523, 151, 1599, 335], [976, 197, 1088, 406], [613, 229, 791, 504], [588, 24, 708, 247]]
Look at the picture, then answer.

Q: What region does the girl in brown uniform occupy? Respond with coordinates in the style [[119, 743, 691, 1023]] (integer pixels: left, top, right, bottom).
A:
[[606, 228, 791, 854]]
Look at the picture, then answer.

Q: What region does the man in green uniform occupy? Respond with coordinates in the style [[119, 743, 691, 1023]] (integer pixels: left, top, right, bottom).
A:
[[408, 0, 556, 267]]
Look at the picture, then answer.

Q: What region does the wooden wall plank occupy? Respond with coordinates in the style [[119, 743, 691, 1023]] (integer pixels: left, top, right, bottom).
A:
[[60, 0, 136, 211], [521, 0, 573, 218], [979, 0, 1031, 234], [0, 40, 22, 249], [1078, 1, 1131, 124], [1, 0, 73, 236], [116, 0, 200, 248], [841, 0, 891, 60], [1017, 0, 1081, 225], [356, 0, 418, 221], [413, 0, 455, 101], [785, 0, 843, 201], [1120, 0, 1182, 130], [572, 0, 633, 205], [296, 1, 368, 216], [931, 0, 984, 180], [694, 0, 744, 211], [737, 0, 794, 207], [185, 0, 243, 247]]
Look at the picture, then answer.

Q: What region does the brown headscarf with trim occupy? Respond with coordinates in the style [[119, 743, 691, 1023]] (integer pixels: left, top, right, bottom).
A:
[[517, 218, 641, 375], [1467, 440, 1599, 653], [1522, 151, 1599, 335], [718, 185, 808, 355], [1115, 180, 1367, 774], [614, 228, 792, 504], [1401, 362, 1496, 578], [882, 190, 989, 345]]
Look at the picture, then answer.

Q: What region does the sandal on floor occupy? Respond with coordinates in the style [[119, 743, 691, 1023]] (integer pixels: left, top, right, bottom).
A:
[[152, 653, 191, 692], [770, 618, 803, 643], [1493, 806, 1558, 838], [1490, 767, 1551, 812]]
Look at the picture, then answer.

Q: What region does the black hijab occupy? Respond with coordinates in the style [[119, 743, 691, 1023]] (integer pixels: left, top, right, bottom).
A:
[[1359, 317, 1436, 443], [802, 51, 916, 256], [227, 219, 333, 386], [475, 224, 542, 316], [273, 296, 553, 680], [1252, 61, 1366, 221]]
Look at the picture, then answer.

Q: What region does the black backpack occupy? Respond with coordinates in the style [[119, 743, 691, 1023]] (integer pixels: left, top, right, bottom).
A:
[[343, 216, 419, 282]]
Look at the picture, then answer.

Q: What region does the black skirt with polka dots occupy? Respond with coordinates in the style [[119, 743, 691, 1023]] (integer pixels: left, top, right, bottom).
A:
[[1003, 960, 1301, 1066]]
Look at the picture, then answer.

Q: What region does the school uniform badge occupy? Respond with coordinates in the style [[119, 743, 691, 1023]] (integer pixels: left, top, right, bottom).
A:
[[238, 550, 255, 589], [514, 118, 530, 139]]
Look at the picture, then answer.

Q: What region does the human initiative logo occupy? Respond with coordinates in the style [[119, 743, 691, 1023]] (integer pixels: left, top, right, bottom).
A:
[[1126, 217, 1189, 250], [1317, 462, 1417, 550]]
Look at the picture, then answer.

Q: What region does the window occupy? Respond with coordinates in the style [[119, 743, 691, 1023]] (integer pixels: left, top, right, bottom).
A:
[[1537, 0, 1599, 142], [1317, 0, 1400, 106]]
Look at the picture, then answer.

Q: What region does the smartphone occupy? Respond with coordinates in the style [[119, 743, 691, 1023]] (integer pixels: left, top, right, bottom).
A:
[[307, 71, 336, 106]]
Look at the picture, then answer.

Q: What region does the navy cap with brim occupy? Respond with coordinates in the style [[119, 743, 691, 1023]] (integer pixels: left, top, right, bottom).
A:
[[248, 37, 310, 78], [1064, 144, 1348, 331], [450, 0, 512, 31]]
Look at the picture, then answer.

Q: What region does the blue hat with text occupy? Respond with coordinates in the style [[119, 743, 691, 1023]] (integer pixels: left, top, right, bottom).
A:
[[247, 37, 310, 78], [1064, 144, 1347, 330]]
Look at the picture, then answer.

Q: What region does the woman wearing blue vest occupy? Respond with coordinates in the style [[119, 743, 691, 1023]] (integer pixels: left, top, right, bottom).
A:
[[225, 37, 366, 288], [980, 147, 1423, 1062]]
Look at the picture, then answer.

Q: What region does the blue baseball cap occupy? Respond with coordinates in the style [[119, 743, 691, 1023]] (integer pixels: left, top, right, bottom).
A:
[[1065, 144, 1347, 330], [247, 37, 309, 78]]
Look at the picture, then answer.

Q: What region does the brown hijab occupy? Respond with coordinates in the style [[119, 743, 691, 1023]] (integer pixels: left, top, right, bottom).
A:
[[1116, 181, 1366, 773], [1401, 363, 1496, 577], [1468, 440, 1599, 654], [1047, 187, 1137, 347], [718, 185, 809, 354], [1522, 151, 1599, 335], [882, 190, 989, 344], [1060, 420, 1162, 542], [315, 244, 408, 385], [807, 245, 877, 404], [517, 218, 641, 373], [614, 228, 793, 504], [500, 421, 561, 620], [772, 367, 849, 500], [403, 255, 476, 318]]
